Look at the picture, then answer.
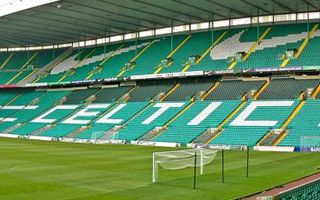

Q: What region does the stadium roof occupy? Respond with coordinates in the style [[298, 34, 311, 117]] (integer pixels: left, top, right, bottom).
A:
[[1, 0, 320, 48]]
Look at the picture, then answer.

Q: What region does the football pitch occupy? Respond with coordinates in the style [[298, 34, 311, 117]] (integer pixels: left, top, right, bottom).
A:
[[0, 138, 319, 200]]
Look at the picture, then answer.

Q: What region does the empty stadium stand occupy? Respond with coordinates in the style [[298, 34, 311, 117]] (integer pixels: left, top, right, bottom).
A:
[[0, 49, 67, 85], [1, 18, 320, 150], [0, 76, 319, 147], [1, 22, 320, 86]]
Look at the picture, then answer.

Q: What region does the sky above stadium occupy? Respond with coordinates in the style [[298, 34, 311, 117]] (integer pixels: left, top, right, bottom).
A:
[[0, 0, 59, 17]]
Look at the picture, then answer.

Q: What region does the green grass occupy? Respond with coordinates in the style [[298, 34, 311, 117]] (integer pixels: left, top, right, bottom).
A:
[[0, 138, 319, 200]]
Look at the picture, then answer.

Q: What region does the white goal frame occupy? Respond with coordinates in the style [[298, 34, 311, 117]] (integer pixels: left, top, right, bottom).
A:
[[152, 148, 217, 183]]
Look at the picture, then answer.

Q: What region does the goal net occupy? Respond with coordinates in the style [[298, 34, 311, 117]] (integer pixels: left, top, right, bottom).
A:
[[152, 148, 218, 183], [300, 136, 320, 152], [91, 131, 105, 142]]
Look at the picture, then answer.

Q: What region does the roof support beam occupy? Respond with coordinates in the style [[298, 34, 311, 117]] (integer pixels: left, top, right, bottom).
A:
[[62, 1, 153, 29], [302, 0, 319, 10], [13, 13, 118, 36], [206, 0, 248, 17], [270, 0, 296, 13], [133, 0, 208, 22], [94, 0, 170, 27], [1, 21, 87, 39], [102, 0, 189, 25], [32, 8, 133, 33], [172, 0, 228, 19], [240, 0, 272, 15]]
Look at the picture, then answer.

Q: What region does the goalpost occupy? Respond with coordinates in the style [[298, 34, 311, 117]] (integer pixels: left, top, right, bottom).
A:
[[91, 131, 105, 142], [152, 148, 218, 183], [91, 131, 119, 142]]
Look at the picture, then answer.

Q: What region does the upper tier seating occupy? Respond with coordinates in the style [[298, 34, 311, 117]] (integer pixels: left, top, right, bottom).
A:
[[3, 51, 29, 70], [259, 78, 319, 99], [160, 30, 226, 73], [195, 28, 257, 71], [0, 71, 17, 84], [0, 52, 10, 67], [236, 23, 313, 69], [288, 32, 320, 67], [121, 35, 186, 76], [2, 23, 319, 85], [0, 49, 66, 85], [59, 44, 121, 82], [51, 40, 154, 83], [89, 42, 142, 79]]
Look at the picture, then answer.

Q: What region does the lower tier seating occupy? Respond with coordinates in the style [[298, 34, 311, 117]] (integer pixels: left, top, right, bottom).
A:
[[211, 100, 299, 146], [0, 77, 319, 148], [279, 99, 320, 147], [206, 79, 266, 100], [153, 100, 241, 144], [75, 102, 149, 139], [259, 78, 319, 100], [115, 101, 187, 141]]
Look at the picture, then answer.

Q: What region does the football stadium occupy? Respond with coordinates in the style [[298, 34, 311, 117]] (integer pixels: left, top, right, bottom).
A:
[[0, 0, 320, 199]]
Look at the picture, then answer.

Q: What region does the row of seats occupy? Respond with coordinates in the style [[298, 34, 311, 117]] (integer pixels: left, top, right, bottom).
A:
[[276, 180, 320, 200], [206, 80, 265, 100], [259, 78, 319, 99]]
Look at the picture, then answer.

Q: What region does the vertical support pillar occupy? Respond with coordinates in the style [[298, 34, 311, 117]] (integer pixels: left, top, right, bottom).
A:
[[257, 8, 260, 41], [171, 19, 173, 52], [211, 14, 214, 44], [104, 31, 107, 56], [52, 45, 55, 61], [200, 149, 203, 175], [307, 4, 310, 36], [135, 26, 138, 56], [152, 153, 156, 183], [272, 14, 275, 25], [246, 147, 250, 178], [77, 42, 80, 63], [193, 152, 197, 189], [222, 149, 225, 183], [27, 43, 30, 61]]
